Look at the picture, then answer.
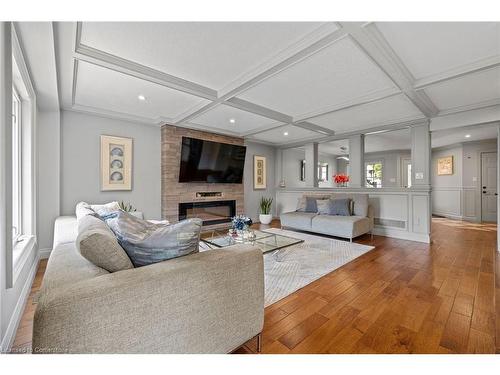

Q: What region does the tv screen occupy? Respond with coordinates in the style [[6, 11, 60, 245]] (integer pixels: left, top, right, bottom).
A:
[[179, 137, 246, 183]]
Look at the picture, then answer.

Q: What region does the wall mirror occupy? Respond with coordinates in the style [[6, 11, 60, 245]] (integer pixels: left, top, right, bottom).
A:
[[317, 139, 350, 188], [363, 127, 412, 189]]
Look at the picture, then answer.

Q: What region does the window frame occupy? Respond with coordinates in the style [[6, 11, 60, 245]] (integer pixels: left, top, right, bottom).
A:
[[12, 86, 22, 244]]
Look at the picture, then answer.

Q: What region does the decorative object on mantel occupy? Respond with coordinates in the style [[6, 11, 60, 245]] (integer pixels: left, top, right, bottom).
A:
[[259, 197, 273, 224], [333, 173, 350, 187], [253, 155, 267, 189], [437, 156, 453, 175], [100, 135, 133, 191]]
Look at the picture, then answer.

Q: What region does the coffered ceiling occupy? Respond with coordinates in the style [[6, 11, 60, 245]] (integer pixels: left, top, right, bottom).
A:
[[51, 21, 500, 146]]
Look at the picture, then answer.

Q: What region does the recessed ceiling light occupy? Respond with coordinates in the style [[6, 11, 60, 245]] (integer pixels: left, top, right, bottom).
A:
[[465, 134, 471, 138], [283, 132, 289, 136], [138, 94, 146, 101], [229, 118, 236, 124]]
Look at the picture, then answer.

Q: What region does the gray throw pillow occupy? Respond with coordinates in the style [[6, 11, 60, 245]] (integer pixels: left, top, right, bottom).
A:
[[317, 199, 331, 215], [76, 215, 134, 272], [103, 211, 202, 267], [305, 197, 318, 213], [329, 198, 351, 216], [296, 197, 307, 212]]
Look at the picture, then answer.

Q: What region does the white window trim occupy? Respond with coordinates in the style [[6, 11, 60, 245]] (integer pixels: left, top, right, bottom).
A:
[[12, 87, 22, 245]]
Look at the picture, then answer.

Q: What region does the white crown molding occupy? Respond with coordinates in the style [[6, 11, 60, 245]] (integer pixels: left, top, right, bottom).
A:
[[67, 103, 159, 126], [414, 55, 500, 89], [436, 98, 500, 117]]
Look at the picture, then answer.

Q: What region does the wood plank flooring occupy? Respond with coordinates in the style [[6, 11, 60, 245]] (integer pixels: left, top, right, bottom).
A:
[[10, 217, 500, 354]]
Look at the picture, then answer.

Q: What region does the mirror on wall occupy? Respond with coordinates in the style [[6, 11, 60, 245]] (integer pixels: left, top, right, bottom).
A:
[[318, 139, 350, 188], [363, 127, 412, 189], [281, 146, 307, 188]]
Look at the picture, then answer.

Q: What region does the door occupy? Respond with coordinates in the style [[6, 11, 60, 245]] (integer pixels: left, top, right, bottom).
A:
[[481, 152, 497, 222]]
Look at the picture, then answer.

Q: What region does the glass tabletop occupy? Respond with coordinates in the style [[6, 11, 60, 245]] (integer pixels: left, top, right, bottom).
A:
[[201, 229, 303, 253]]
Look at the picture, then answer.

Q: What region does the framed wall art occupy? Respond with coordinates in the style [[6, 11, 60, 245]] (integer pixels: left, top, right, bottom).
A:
[[253, 155, 267, 190], [100, 135, 133, 191], [437, 155, 453, 176]]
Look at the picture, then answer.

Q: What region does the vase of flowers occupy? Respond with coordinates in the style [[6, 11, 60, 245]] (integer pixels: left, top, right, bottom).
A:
[[333, 174, 349, 187], [231, 215, 253, 236]]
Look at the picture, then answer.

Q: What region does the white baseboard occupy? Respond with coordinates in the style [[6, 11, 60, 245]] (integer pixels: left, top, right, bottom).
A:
[[0, 252, 40, 352], [373, 227, 430, 243], [39, 248, 52, 259], [432, 211, 463, 221]]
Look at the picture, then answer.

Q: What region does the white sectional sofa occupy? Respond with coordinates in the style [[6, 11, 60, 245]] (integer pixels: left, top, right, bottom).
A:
[[280, 193, 374, 242]]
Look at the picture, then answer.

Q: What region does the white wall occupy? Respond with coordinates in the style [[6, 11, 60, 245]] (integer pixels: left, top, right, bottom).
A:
[[431, 139, 497, 221], [60, 111, 161, 220], [243, 141, 276, 221], [37, 111, 60, 251]]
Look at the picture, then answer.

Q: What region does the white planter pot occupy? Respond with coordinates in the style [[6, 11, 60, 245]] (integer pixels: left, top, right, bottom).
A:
[[259, 214, 272, 225]]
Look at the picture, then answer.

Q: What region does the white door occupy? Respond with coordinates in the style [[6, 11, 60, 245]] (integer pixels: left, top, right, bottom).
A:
[[481, 152, 497, 222]]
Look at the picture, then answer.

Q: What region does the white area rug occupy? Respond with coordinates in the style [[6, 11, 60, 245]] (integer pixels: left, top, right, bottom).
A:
[[261, 229, 374, 306]]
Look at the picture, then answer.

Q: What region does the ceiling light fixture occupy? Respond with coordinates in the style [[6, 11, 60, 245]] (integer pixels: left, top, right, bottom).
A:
[[229, 118, 236, 124], [138, 94, 146, 101], [465, 134, 471, 138], [283, 132, 289, 136]]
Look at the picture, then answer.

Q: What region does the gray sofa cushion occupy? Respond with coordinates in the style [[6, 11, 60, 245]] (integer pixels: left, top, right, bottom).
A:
[[329, 198, 351, 216], [280, 211, 317, 230], [76, 215, 134, 272], [104, 211, 202, 267], [316, 199, 330, 215], [312, 215, 371, 238], [352, 194, 369, 217]]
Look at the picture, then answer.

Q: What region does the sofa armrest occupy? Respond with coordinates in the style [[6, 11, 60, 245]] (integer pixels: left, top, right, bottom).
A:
[[367, 205, 375, 228], [33, 245, 264, 354]]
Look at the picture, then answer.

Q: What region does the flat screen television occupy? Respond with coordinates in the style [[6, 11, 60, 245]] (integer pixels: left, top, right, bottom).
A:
[[179, 137, 246, 183]]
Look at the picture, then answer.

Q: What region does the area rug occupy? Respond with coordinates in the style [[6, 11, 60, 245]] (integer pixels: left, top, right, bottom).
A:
[[199, 229, 375, 307], [260, 228, 374, 306]]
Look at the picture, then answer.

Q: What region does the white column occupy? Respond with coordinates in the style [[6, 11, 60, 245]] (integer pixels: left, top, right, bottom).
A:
[[411, 122, 431, 188], [1, 22, 13, 288], [348, 134, 364, 188], [305, 142, 318, 188]]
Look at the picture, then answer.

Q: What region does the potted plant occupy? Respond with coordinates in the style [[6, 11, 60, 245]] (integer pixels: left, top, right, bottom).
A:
[[259, 197, 273, 225]]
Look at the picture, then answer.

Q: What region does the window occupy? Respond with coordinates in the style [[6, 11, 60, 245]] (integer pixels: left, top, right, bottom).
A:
[[407, 164, 412, 188], [12, 88, 22, 244], [366, 161, 382, 188], [318, 163, 328, 182]]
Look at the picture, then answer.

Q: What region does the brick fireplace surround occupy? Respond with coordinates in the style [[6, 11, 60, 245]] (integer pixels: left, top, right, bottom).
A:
[[161, 125, 245, 229]]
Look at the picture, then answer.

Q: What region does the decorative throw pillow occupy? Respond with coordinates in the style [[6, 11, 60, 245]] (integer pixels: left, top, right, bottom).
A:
[[91, 201, 121, 217], [316, 199, 331, 215], [76, 214, 134, 272], [305, 197, 318, 213], [329, 198, 352, 216], [75, 202, 97, 220], [103, 211, 202, 267], [296, 197, 307, 212]]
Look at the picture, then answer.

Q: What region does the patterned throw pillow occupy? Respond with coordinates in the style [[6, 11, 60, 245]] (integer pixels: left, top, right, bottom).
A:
[[316, 199, 331, 215], [103, 211, 202, 267]]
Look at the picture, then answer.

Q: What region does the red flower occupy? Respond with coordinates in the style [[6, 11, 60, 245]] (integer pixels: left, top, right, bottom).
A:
[[333, 174, 350, 184]]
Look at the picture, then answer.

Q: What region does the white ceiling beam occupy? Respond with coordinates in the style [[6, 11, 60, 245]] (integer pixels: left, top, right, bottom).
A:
[[341, 22, 439, 118], [225, 97, 292, 123], [293, 121, 335, 135], [414, 55, 500, 90]]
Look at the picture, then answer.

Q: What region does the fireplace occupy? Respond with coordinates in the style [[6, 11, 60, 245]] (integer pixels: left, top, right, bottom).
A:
[[178, 200, 236, 226]]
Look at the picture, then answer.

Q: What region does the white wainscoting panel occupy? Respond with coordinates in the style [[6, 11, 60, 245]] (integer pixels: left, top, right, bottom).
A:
[[431, 187, 462, 219]]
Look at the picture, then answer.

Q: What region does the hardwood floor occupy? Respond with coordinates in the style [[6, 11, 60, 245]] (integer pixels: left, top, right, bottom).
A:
[[10, 218, 500, 354]]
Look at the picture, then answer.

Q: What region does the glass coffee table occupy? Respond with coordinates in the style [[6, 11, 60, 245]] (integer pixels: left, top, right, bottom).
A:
[[201, 228, 303, 258]]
